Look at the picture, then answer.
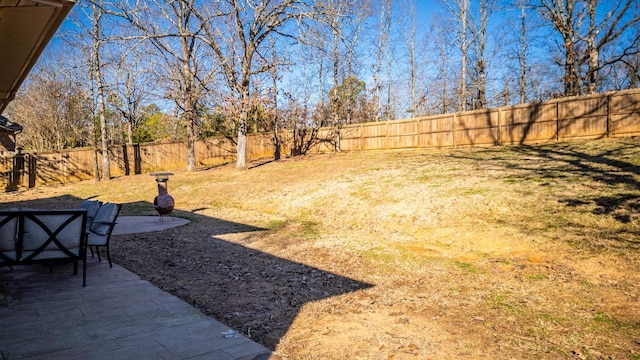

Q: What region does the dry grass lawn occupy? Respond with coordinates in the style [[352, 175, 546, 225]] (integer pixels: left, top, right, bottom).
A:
[[1, 139, 639, 359]]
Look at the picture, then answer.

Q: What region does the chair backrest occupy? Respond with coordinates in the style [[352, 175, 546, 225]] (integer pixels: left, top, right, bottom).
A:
[[89, 203, 120, 235], [0, 208, 19, 252], [0, 209, 87, 262], [80, 200, 102, 221]]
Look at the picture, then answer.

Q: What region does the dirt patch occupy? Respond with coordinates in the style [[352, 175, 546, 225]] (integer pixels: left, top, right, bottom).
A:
[[1, 139, 640, 359]]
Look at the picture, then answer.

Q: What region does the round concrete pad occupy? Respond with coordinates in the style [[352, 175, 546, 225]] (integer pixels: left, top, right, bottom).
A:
[[112, 216, 190, 235]]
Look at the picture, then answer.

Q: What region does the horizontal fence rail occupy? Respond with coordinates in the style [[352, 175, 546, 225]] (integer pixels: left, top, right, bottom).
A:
[[1, 89, 639, 190]]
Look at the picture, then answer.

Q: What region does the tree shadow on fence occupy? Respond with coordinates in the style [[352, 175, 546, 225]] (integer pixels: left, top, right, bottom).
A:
[[0, 195, 374, 351], [289, 128, 335, 156]]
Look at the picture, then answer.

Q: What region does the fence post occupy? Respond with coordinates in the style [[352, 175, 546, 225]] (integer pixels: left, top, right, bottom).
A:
[[385, 122, 390, 150], [122, 144, 130, 176], [497, 108, 502, 146], [416, 118, 421, 148], [555, 100, 560, 142], [452, 114, 457, 149], [606, 94, 611, 138], [27, 154, 36, 188], [7, 148, 24, 191]]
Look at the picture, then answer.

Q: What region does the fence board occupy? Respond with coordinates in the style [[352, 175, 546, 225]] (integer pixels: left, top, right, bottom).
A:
[[418, 132, 454, 148], [558, 96, 608, 118], [502, 103, 556, 125], [558, 116, 607, 139], [195, 138, 236, 167], [0, 156, 10, 188], [340, 125, 362, 151], [362, 136, 387, 150], [315, 128, 336, 153], [611, 113, 640, 136], [361, 122, 387, 139], [418, 115, 454, 133], [455, 128, 499, 146], [500, 120, 557, 145], [457, 110, 499, 129], [388, 120, 418, 149], [610, 92, 640, 114]]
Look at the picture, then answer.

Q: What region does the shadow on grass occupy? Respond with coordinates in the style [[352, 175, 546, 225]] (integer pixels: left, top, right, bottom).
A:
[[0, 195, 374, 351], [453, 141, 640, 216], [450, 141, 640, 250]]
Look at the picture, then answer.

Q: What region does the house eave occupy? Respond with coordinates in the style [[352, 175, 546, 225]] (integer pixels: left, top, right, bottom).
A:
[[0, 0, 76, 114]]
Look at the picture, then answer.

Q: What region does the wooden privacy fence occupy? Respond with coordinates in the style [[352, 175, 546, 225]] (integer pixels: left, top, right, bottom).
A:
[[339, 89, 640, 150], [1, 88, 639, 190]]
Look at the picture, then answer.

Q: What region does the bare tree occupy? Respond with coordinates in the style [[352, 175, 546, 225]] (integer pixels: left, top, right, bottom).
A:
[[516, 0, 529, 104], [296, 19, 330, 126], [583, 0, 640, 94], [616, 22, 640, 89], [537, 0, 587, 97], [444, 0, 471, 111], [89, 0, 111, 180], [405, 0, 418, 117], [468, 0, 495, 110], [311, 0, 370, 153], [537, 0, 639, 96], [383, 0, 394, 120], [100, 0, 216, 172], [269, 38, 281, 161], [195, 0, 310, 169], [110, 48, 155, 145], [7, 58, 92, 151], [429, 17, 456, 115]]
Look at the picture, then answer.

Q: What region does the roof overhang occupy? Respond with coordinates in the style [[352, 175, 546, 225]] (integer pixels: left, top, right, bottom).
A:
[[0, 0, 76, 114]]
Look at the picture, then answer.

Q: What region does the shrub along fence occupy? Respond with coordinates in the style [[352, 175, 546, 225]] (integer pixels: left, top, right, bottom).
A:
[[1, 88, 639, 190]]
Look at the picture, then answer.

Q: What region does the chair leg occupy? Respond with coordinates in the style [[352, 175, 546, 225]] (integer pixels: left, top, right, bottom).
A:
[[106, 246, 112, 268], [83, 246, 87, 287], [83, 258, 87, 287], [96, 246, 102, 262], [89, 246, 95, 258]]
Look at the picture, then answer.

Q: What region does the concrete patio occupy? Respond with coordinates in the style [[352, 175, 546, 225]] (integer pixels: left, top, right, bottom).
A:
[[0, 259, 276, 359]]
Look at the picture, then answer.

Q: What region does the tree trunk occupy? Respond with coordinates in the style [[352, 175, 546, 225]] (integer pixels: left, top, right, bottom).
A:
[[332, 23, 340, 152], [318, 57, 325, 127], [97, 79, 110, 180], [236, 108, 248, 170], [91, 1, 110, 180], [519, 1, 527, 104], [475, 0, 488, 110], [375, 2, 386, 121], [271, 42, 280, 161], [586, 0, 598, 94], [565, 37, 580, 96], [477, 61, 486, 109], [406, 0, 417, 116], [181, 28, 197, 172], [93, 148, 100, 181], [236, 79, 250, 169], [540, 0, 583, 97], [459, 0, 468, 111], [332, 24, 340, 128], [127, 121, 134, 145], [185, 102, 197, 172], [384, 0, 392, 119]]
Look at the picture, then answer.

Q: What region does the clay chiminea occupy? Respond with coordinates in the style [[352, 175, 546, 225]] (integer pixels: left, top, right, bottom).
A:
[[150, 173, 175, 220]]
